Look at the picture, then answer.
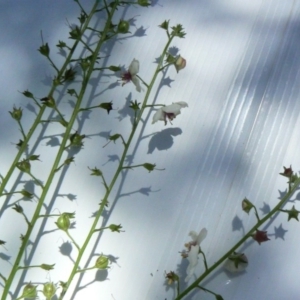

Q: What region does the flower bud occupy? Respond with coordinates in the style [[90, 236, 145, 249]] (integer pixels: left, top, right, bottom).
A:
[[43, 282, 56, 299], [224, 252, 248, 273], [70, 132, 85, 147], [138, 0, 151, 6], [118, 20, 130, 34], [21, 189, 33, 199], [63, 67, 76, 82], [159, 20, 169, 30], [242, 198, 254, 214], [174, 56, 186, 73], [95, 255, 109, 269], [143, 163, 156, 172], [252, 229, 270, 245], [22, 90, 34, 98], [17, 159, 31, 173], [38, 43, 50, 57], [99, 102, 113, 114], [41, 96, 56, 108], [40, 263, 55, 271], [9, 106, 23, 121], [108, 224, 123, 232], [21, 283, 37, 298], [13, 203, 23, 213], [69, 26, 81, 39], [279, 165, 293, 178], [55, 213, 71, 231]]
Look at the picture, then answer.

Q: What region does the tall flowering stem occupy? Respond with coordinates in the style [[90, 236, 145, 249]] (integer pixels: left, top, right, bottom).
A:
[[1, 1, 119, 299], [58, 23, 180, 300], [175, 175, 300, 299]]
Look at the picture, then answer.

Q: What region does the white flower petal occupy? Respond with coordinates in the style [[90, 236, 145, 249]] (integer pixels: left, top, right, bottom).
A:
[[185, 245, 199, 282], [189, 228, 207, 245], [174, 101, 188, 108], [152, 108, 164, 124], [129, 59, 139, 76], [162, 103, 182, 116], [189, 231, 198, 242], [196, 228, 207, 245], [131, 75, 141, 92]]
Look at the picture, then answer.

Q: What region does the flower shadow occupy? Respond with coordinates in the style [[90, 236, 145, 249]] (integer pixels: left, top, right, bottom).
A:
[[145, 127, 182, 154]]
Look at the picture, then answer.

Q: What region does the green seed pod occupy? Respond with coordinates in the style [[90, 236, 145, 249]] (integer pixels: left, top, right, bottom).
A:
[[55, 213, 71, 231], [95, 255, 109, 269], [43, 282, 56, 299], [117, 20, 130, 34], [9, 106, 23, 121], [21, 283, 37, 298]]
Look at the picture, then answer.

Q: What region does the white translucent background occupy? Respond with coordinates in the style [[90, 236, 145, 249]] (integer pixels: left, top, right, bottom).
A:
[[1, 0, 300, 299]]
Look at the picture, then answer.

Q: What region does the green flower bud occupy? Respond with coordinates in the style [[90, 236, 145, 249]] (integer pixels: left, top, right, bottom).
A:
[[108, 65, 121, 72], [13, 203, 23, 213], [22, 90, 34, 98], [28, 155, 40, 161], [117, 20, 130, 34], [17, 159, 31, 173], [21, 189, 33, 199], [21, 283, 37, 298], [95, 255, 109, 269], [108, 224, 123, 232], [43, 282, 56, 299], [40, 263, 55, 271], [159, 20, 169, 30], [55, 213, 71, 231], [89, 167, 102, 176], [57, 40, 67, 49], [99, 102, 113, 114], [63, 67, 76, 82], [9, 106, 23, 121], [138, 0, 151, 6], [41, 96, 56, 108], [38, 43, 50, 57], [69, 26, 81, 39], [143, 163, 156, 172], [129, 100, 140, 111], [242, 198, 254, 214], [78, 12, 86, 24], [70, 132, 85, 147]]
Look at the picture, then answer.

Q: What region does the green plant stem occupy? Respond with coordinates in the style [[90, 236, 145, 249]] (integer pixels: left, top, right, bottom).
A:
[[175, 176, 300, 300], [58, 31, 175, 300], [66, 231, 80, 251], [1, 3, 101, 299], [0, 4, 90, 200]]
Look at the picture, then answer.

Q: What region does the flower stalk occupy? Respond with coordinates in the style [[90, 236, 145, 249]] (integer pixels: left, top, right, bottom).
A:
[[175, 175, 300, 299], [57, 22, 181, 299]]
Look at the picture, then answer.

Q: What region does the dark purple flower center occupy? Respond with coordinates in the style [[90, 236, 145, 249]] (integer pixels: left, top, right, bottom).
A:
[[121, 71, 132, 85]]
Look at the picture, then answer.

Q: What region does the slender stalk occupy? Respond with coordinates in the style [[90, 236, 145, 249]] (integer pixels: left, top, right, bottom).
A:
[[58, 30, 175, 300], [175, 176, 300, 299], [1, 2, 101, 299], [0, 2, 93, 199]]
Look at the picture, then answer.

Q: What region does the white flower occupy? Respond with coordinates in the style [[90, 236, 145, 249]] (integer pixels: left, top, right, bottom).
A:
[[121, 59, 141, 92], [152, 101, 188, 125], [184, 228, 207, 282]]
